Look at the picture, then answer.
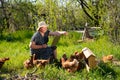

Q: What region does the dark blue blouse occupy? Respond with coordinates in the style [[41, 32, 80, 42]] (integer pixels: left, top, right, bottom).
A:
[[30, 30, 53, 59]]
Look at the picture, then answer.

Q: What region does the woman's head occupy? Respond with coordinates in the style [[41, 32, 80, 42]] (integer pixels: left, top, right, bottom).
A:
[[37, 21, 48, 33]]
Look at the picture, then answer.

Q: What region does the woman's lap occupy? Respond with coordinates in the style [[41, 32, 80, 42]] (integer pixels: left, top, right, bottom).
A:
[[32, 46, 56, 59]]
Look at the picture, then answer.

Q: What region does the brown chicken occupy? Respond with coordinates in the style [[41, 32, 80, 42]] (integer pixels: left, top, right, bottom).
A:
[[0, 57, 9, 69], [102, 55, 113, 63], [23, 55, 34, 69], [32, 54, 49, 68], [23, 54, 49, 69], [60, 54, 80, 72]]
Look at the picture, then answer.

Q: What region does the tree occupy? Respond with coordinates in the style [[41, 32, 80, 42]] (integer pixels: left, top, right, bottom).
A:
[[0, 0, 38, 34], [77, 0, 120, 43]]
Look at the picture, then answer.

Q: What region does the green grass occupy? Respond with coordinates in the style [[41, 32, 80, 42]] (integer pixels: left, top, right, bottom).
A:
[[0, 30, 120, 80]]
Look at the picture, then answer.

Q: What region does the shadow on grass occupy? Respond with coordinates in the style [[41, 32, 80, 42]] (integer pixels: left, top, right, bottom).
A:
[[94, 62, 117, 79], [0, 67, 22, 79], [0, 30, 33, 42], [0, 67, 12, 79]]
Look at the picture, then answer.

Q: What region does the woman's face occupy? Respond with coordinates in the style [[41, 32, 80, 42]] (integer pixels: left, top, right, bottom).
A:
[[40, 25, 48, 33]]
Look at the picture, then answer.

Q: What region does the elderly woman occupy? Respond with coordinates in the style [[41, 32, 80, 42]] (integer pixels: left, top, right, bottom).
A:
[[29, 21, 67, 61]]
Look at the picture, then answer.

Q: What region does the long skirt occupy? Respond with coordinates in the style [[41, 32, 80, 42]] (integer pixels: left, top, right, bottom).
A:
[[30, 46, 57, 60]]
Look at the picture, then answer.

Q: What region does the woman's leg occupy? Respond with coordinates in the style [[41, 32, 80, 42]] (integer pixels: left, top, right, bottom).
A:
[[51, 46, 57, 59], [53, 49, 57, 59]]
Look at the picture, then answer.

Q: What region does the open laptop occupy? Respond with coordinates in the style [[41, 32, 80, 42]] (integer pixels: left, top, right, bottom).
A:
[[51, 31, 66, 46], [51, 36, 61, 46]]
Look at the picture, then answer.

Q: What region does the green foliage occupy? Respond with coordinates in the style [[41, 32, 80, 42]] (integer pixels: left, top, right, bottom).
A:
[[96, 0, 120, 42], [0, 0, 120, 43], [0, 30, 34, 42]]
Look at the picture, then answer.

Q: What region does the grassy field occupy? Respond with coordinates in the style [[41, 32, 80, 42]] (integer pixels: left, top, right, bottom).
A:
[[0, 30, 120, 80]]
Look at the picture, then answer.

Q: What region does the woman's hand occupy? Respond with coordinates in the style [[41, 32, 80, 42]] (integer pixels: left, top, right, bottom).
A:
[[42, 44, 47, 48], [57, 31, 68, 35], [49, 31, 68, 36]]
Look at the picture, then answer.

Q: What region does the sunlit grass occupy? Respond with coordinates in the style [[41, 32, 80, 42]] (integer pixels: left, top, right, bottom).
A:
[[0, 30, 120, 79]]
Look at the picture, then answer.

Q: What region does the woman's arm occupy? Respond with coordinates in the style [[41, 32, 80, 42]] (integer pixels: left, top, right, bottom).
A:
[[29, 42, 47, 49], [49, 31, 67, 36]]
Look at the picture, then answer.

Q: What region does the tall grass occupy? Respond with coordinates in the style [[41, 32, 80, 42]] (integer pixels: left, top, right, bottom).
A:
[[0, 30, 120, 80]]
